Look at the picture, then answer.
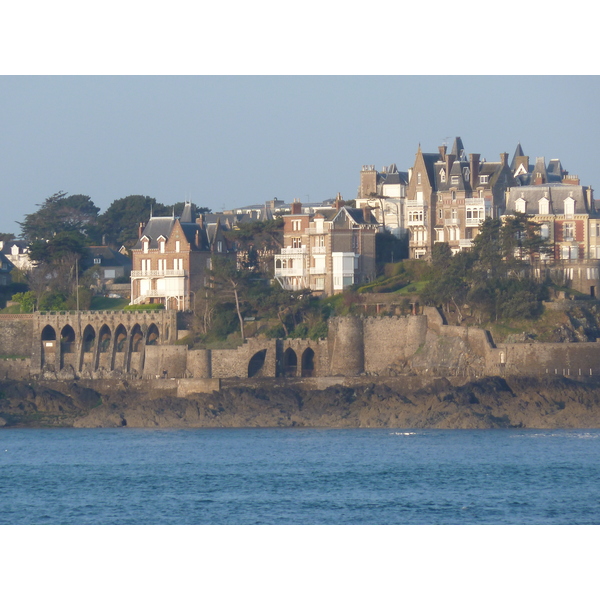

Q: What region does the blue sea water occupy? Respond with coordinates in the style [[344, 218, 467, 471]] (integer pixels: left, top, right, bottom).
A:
[[1, 427, 600, 525]]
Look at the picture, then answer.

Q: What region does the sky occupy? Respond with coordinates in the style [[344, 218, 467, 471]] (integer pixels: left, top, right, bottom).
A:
[[1, 75, 599, 236]]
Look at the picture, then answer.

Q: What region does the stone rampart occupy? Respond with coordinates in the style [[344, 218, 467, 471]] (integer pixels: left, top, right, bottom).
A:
[[4, 309, 600, 383]]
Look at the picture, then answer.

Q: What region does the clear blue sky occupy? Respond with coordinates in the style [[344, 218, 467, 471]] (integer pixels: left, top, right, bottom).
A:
[[1, 75, 599, 235]]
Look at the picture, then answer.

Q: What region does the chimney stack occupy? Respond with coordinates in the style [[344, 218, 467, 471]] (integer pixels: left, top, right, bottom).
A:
[[334, 192, 344, 211], [469, 153, 480, 189], [363, 205, 372, 223], [500, 152, 508, 167], [291, 199, 302, 215], [438, 145, 447, 161], [138, 222, 145, 238]]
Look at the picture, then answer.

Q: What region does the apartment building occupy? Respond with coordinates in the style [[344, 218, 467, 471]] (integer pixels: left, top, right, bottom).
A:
[[274, 199, 379, 295], [405, 137, 516, 259]]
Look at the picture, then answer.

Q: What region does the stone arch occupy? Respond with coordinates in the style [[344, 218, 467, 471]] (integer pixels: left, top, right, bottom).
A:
[[41, 325, 57, 369], [41, 325, 56, 341], [146, 323, 159, 345], [130, 324, 144, 352], [248, 349, 267, 378], [98, 324, 111, 353], [301, 347, 315, 377], [115, 324, 127, 352], [82, 325, 96, 353], [283, 347, 297, 377], [60, 325, 76, 353]]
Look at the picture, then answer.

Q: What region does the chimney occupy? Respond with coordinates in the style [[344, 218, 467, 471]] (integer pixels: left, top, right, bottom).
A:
[[469, 153, 480, 189], [291, 199, 302, 215], [500, 152, 508, 167], [438, 145, 447, 161], [138, 222, 145, 238], [196, 214, 204, 227], [534, 173, 544, 185], [334, 192, 344, 211], [363, 205, 372, 223]]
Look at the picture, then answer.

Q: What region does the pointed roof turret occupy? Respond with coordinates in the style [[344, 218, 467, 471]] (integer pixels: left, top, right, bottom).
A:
[[180, 201, 195, 223], [510, 142, 526, 171], [450, 137, 465, 160]]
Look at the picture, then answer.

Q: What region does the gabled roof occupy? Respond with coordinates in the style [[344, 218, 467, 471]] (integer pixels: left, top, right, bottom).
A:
[[510, 142, 526, 171]]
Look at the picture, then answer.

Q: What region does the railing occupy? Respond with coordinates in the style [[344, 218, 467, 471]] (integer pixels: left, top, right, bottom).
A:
[[406, 199, 425, 207], [131, 270, 186, 278], [278, 247, 308, 255], [309, 266, 327, 275], [465, 218, 484, 226], [312, 246, 326, 254], [274, 267, 307, 277], [444, 218, 460, 225]]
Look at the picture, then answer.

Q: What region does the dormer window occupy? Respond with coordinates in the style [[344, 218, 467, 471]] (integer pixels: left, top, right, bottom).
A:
[[439, 168, 446, 183], [142, 237, 149, 253], [451, 176, 459, 185], [564, 197, 575, 215], [538, 197, 549, 215], [158, 235, 166, 253], [463, 167, 470, 180], [479, 175, 489, 184], [93, 258, 101, 265], [515, 198, 526, 213]]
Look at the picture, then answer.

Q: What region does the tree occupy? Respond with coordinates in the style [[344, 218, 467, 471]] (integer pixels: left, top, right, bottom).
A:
[[19, 191, 100, 241], [209, 255, 249, 341]]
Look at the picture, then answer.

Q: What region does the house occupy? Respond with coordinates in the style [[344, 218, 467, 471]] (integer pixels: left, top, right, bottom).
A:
[[406, 137, 517, 258], [82, 246, 132, 283], [130, 202, 230, 310], [354, 163, 409, 239], [0, 240, 33, 271], [274, 197, 379, 295], [0, 251, 13, 286]]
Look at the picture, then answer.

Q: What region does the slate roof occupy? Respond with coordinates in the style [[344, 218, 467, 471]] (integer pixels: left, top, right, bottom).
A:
[[83, 246, 132, 271], [505, 184, 594, 215]]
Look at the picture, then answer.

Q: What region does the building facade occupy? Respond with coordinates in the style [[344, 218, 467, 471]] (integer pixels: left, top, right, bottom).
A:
[[130, 203, 230, 310], [274, 199, 379, 295]]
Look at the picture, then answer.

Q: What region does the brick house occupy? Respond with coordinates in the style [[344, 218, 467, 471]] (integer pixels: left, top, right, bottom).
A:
[[274, 198, 379, 295], [130, 203, 229, 310], [406, 137, 516, 259]]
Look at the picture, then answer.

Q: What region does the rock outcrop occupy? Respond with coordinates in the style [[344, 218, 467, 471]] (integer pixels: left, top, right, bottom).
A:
[[2, 375, 600, 429]]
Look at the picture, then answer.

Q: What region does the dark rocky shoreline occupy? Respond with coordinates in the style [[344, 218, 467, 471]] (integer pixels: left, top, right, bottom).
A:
[[2, 374, 600, 429]]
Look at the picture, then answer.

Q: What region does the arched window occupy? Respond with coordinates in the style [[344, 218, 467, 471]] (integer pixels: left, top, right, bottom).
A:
[[130, 324, 143, 352], [99, 325, 111, 353], [147, 324, 159, 345], [115, 325, 127, 352], [61, 325, 76, 353]]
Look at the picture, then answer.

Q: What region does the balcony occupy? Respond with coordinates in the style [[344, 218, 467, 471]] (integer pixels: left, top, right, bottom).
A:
[[444, 218, 460, 225], [465, 218, 484, 226], [275, 266, 307, 277], [131, 269, 186, 278], [406, 198, 425, 207], [278, 246, 308, 255], [309, 266, 327, 275], [312, 246, 326, 254]]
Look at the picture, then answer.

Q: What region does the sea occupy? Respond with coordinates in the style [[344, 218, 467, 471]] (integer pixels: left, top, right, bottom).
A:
[[1, 427, 600, 525]]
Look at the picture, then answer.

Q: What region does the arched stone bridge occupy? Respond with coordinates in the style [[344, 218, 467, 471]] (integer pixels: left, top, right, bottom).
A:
[[32, 310, 177, 377]]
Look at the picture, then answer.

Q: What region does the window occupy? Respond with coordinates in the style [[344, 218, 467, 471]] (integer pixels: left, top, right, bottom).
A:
[[479, 175, 489, 184], [217, 241, 223, 252], [515, 198, 526, 213], [94, 258, 101, 264], [143, 240, 149, 253], [292, 219, 302, 231], [538, 197, 549, 215], [439, 169, 446, 183], [408, 210, 424, 223], [564, 222, 574, 241], [175, 241, 180, 252], [159, 240, 165, 253], [564, 197, 575, 215], [540, 223, 550, 239], [463, 167, 470, 180], [292, 237, 302, 248], [417, 173, 422, 184], [451, 176, 459, 185]]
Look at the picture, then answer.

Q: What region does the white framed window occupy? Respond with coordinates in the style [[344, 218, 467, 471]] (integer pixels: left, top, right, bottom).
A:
[[515, 198, 526, 213], [451, 176, 459, 185], [175, 240, 180, 252], [538, 197, 549, 215], [439, 169, 446, 183], [564, 197, 575, 215], [564, 222, 575, 241], [159, 240, 165, 253], [540, 223, 550, 239], [479, 175, 489, 184]]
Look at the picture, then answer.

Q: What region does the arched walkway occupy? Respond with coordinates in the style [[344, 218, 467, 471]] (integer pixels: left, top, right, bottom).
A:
[[60, 325, 75, 353], [146, 323, 159, 345], [248, 349, 267, 377], [283, 348, 297, 377], [301, 348, 315, 377], [99, 324, 111, 353], [82, 325, 96, 353], [130, 324, 144, 353], [115, 325, 127, 352]]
